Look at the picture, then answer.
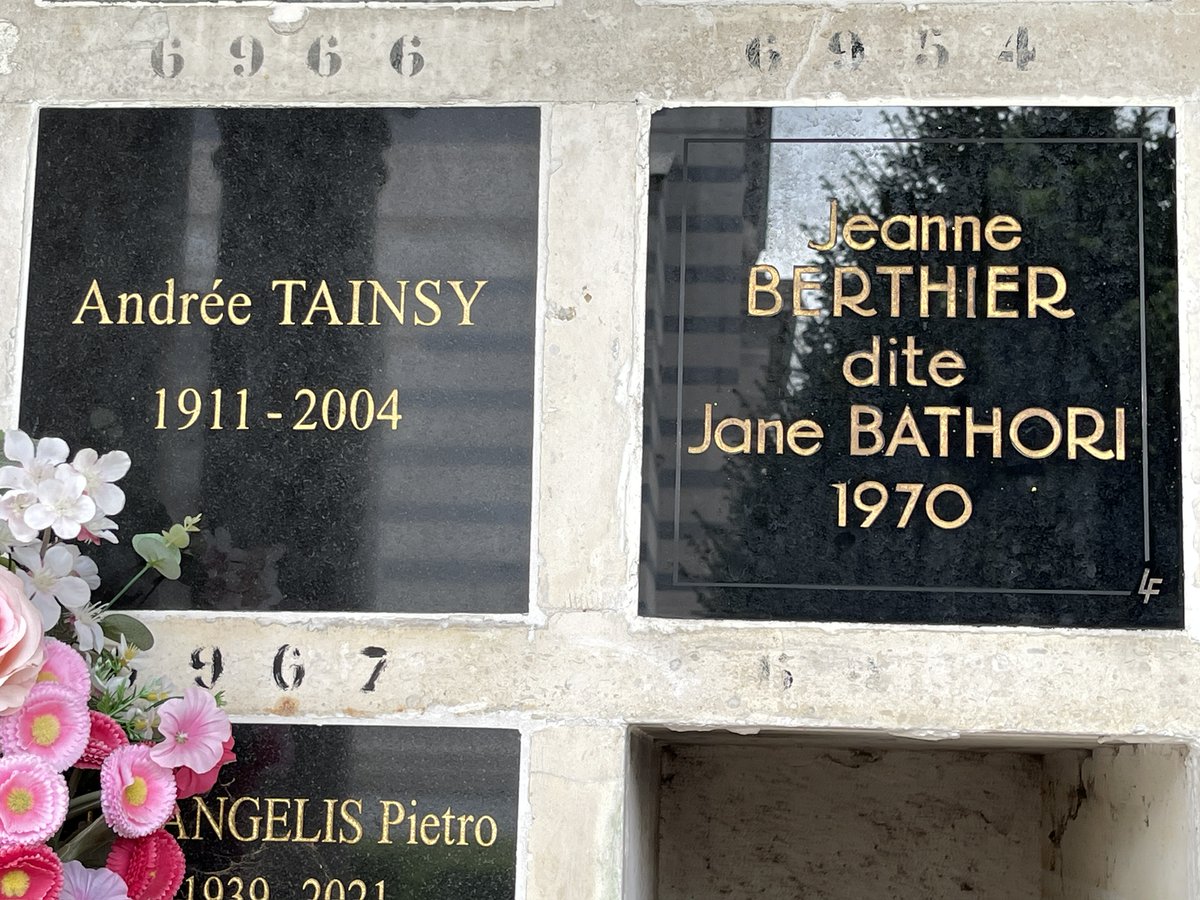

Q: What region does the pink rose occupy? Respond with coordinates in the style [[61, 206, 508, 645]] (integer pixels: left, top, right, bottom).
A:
[[0, 568, 44, 716]]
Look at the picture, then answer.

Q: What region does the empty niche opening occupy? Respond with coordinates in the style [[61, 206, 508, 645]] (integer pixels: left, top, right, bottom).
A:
[[624, 730, 1194, 900]]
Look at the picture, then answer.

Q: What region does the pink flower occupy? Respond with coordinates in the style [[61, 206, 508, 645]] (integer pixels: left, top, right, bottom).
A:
[[76, 712, 129, 770], [105, 832, 184, 900], [175, 736, 235, 799], [149, 687, 230, 773], [100, 745, 176, 838], [0, 569, 44, 717], [0, 683, 90, 771], [0, 754, 68, 850], [61, 861, 131, 900], [35, 639, 91, 700], [0, 844, 63, 900]]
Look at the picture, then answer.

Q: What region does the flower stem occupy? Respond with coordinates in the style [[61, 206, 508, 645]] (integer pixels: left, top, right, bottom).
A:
[[66, 789, 102, 817], [57, 813, 112, 863], [108, 563, 152, 606]]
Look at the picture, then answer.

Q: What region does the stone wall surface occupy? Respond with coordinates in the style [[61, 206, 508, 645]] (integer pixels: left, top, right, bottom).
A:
[[2, 0, 1200, 896]]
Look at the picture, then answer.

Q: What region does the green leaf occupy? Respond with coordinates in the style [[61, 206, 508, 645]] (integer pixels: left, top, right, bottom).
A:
[[132, 533, 181, 579], [132, 532, 168, 563], [57, 814, 116, 865], [163, 523, 191, 549], [101, 613, 156, 651]]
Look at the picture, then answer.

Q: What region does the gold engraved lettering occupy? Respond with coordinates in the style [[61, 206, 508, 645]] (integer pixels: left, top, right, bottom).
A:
[[791, 266, 821, 317], [923, 406, 961, 457], [919, 266, 956, 318], [880, 214, 917, 251], [985, 266, 1020, 318], [368, 280, 407, 325], [229, 797, 262, 842], [687, 403, 714, 454], [323, 798, 338, 844], [928, 350, 965, 387], [191, 795, 227, 841], [952, 215, 981, 252], [714, 417, 751, 454], [965, 407, 1003, 459], [74, 280, 113, 325], [878, 266, 912, 317], [263, 798, 292, 842], [833, 267, 872, 317], [339, 799, 364, 844], [850, 405, 884, 456], [165, 808, 188, 841], [785, 420, 823, 456], [1067, 407, 1113, 460], [808, 199, 838, 251], [379, 800, 406, 844], [1009, 407, 1062, 459], [1027, 266, 1072, 318], [756, 419, 784, 454], [843, 214, 878, 251], [302, 280, 343, 326], [420, 813, 441, 846], [747, 265, 782, 316], [293, 798, 323, 843], [921, 215, 948, 252], [457, 814, 475, 846], [119, 292, 147, 325], [273, 279, 306, 326], [448, 280, 487, 326], [843, 337, 881, 387], [348, 279, 366, 325], [884, 406, 931, 458], [984, 213, 1023, 251], [475, 815, 498, 848], [153, 280, 178, 323], [414, 280, 443, 326]]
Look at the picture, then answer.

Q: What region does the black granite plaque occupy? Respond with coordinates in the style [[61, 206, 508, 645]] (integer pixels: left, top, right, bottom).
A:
[[22, 108, 539, 614], [168, 725, 519, 900], [641, 107, 1182, 627]]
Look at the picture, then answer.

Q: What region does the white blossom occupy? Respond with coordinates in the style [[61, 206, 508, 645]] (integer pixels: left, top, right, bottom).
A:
[[0, 429, 69, 491], [64, 544, 101, 590], [0, 490, 40, 543], [70, 602, 107, 652], [23, 467, 95, 540], [13, 544, 91, 627], [78, 512, 119, 545], [71, 447, 130, 516]]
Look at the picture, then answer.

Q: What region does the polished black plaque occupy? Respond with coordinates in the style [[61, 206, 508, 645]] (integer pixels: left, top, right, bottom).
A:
[[23, 108, 539, 613], [169, 725, 519, 900], [641, 107, 1182, 627]]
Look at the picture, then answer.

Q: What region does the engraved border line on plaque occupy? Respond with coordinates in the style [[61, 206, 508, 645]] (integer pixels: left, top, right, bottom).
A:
[[671, 134, 1151, 598]]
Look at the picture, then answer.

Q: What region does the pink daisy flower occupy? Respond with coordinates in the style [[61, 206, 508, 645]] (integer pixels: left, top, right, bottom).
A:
[[61, 861, 132, 900], [34, 639, 91, 700], [106, 831, 185, 900], [0, 844, 63, 900], [0, 683, 89, 771], [0, 754, 68, 850], [76, 712, 129, 770], [99, 745, 176, 838], [149, 687, 230, 773]]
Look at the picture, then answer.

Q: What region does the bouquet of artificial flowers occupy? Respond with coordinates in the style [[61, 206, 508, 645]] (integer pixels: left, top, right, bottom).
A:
[[0, 429, 234, 900]]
